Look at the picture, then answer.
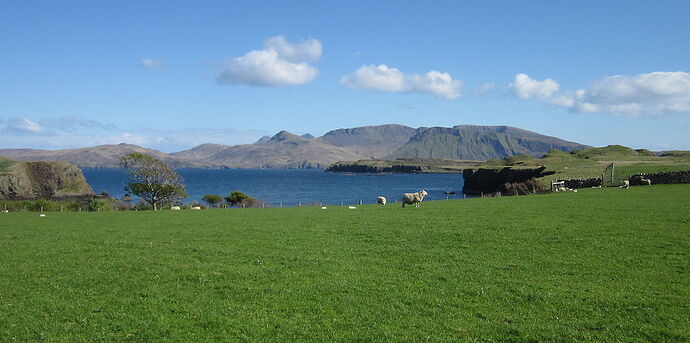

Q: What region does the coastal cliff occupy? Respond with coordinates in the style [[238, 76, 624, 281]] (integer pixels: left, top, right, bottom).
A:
[[0, 159, 93, 200]]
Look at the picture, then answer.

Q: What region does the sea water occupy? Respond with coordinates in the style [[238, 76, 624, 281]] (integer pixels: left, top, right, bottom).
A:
[[82, 168, 466, 206]]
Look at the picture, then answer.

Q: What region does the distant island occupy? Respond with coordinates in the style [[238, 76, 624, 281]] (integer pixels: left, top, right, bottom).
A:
[[0, 124, 589, 169]]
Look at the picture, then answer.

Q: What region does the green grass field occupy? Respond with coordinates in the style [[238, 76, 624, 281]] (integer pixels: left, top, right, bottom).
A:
[[1, 185, 689, 342]]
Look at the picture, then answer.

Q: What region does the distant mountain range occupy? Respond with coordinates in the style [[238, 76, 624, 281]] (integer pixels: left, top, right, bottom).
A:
[[0, 124, 590, 168]]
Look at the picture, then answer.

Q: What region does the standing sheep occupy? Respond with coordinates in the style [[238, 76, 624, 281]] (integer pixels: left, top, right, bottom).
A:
[[401, 190, 428, 208], [377, 196, 387, 205]]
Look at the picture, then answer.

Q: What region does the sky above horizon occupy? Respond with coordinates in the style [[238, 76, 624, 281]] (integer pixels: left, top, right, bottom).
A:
[[1, 1, 690, 152]]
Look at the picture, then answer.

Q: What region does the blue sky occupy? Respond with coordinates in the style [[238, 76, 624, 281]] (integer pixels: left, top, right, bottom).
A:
[[1, 1, 689, 152]]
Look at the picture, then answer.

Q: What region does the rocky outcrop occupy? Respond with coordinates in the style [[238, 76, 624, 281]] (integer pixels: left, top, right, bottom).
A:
[[0, 161, 93, 200], [462, 167, 555, 195]]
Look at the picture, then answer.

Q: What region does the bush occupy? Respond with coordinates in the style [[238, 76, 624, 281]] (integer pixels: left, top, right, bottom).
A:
[[202, 194, 224, 208], [501, 178, 546, 195], [88, 199, 113, 212], [225, 191, 256, 208]]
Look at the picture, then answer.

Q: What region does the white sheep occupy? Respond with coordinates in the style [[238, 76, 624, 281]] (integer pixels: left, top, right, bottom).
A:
[[402, 190, 428, 208], [170, 206, 181, 210], [377, 196, 387, 205], [641, 178, 651, 186], [620, 180, 630, 189], [190, 206, 202, 210]]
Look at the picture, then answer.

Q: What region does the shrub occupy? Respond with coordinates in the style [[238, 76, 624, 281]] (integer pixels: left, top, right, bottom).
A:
[[202, 194, 224, 208], [225, 191, 256, 208], [88, 199, 113, 212]]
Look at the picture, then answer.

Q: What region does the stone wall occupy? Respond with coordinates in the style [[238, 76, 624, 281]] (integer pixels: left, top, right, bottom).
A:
[[555, 178, 603, 189], [630, 171, 690, 185]]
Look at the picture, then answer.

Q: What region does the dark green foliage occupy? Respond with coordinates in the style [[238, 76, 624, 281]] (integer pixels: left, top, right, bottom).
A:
[[202, 194, 224, 208], [121, 153, 187, 210], [0, 185, 688, 341], [225, 191, 255, 208]]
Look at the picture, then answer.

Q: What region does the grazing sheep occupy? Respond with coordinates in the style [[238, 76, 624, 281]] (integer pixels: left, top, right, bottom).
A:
[[620, 180, 630, 189], [170, 206, 181, 210], [401, 190, 428, 208], [190, 206, 202, 210], [348, 206, 356, 210], [641, 178, 652, 186], [377, 196, 387, 205]]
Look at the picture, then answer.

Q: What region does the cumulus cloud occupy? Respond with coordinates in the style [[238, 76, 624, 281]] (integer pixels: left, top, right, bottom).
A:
[[263, 36, 321, 63], [340, 64, 462, 99], [140, 58, 165, 69], [511, 71, 690, 117], [217, 36, 321, 87], [509, 73, 560, 99]]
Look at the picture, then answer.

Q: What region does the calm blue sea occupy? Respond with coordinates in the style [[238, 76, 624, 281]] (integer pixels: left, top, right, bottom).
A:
[[82, 168, 466, 206]]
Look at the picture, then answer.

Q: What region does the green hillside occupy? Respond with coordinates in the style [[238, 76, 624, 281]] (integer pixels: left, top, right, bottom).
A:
[[1, 185, 688, 341]]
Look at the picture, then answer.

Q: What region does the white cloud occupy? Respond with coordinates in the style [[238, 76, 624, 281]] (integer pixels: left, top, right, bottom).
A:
[[512, 71, 690, 117], [263, 36, 321, 63], [217, 36, 321, 87], [510, 73, 560, 99], [340, 64, 462, 99], [140, 58, 165, 69]]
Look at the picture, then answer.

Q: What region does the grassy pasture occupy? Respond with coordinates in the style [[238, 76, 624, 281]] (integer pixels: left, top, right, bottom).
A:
[[1, 185, 689, 342], [479, 146, 690, 185]]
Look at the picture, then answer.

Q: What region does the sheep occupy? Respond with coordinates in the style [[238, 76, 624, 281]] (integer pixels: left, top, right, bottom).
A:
[[348, 206, 356, 210], [641, 178, 652, 186], [401, 190, 428, 208], [377, 196, 387, 205], [190, 206, 202, 210], [170, 206, 181, 210], [620, 180, 630, 189]]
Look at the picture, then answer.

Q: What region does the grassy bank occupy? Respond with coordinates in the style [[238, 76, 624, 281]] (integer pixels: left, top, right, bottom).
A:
[[1, 185, 688, 341]]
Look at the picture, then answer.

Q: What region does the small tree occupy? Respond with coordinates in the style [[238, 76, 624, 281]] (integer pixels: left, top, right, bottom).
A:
[[120, 153, 187, 210], [202, 194, 224, 208], [225, 191, 255, 208]]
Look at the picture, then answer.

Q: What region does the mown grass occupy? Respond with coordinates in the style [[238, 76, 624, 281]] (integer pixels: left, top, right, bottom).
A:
[[1, 185, 689, 342]]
